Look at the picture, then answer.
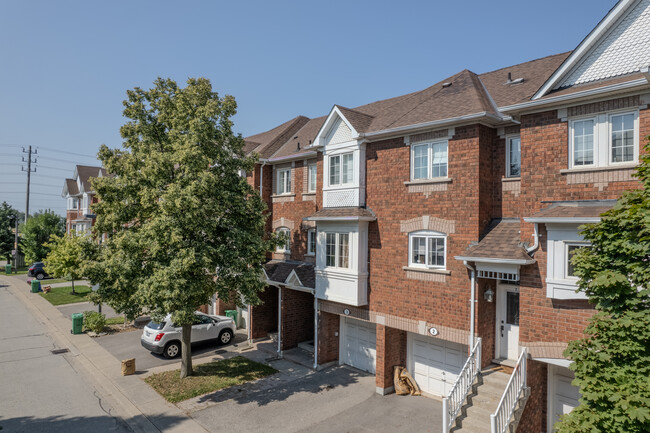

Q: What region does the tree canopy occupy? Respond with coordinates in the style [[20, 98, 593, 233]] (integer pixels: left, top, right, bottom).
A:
[[557, 140, 650, 432], [20, 210, 65, 263], [44, 233, 95, 294], [86, 77, 274, 377], [0, 202, 21, 262]]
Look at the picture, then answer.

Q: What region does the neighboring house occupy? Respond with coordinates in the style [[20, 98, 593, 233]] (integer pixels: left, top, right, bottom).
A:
[[61, 165, 106, 236], [221, 1, 649, 432]]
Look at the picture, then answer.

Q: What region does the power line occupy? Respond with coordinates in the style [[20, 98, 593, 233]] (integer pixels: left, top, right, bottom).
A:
[[34, 165, 73, 172]]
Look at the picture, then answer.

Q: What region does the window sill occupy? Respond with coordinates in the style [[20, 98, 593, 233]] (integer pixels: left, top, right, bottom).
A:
[[305, 253, 315, 257], [560, 163, 637, 174], [404, 178, 452, 186], [302, 192, 316, 196], [502, 177, 521, 182], [402, 266, 450, 275], [271, 193, 296, 198]]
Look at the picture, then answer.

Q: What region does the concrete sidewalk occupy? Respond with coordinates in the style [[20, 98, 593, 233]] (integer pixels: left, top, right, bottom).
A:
[[0, 274, 208, 433]]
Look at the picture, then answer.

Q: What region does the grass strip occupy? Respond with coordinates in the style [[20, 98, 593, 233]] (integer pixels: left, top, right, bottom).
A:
[[145, 356, 277, 403], [38, 285, 91, 305]]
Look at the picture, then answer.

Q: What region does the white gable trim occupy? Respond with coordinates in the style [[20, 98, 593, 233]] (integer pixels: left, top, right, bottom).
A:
[[533, 0, 639, 99], [311, 106, 360, 148]]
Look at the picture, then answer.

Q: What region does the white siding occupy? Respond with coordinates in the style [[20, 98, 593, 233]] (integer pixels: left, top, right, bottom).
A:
[[325, 117, 353, 146], [557, 0, 650, 88]]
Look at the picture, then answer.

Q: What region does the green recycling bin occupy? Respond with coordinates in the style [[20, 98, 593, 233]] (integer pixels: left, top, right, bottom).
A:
[[4, 264, 10, 274], [224, 310, 238, 327], [71, 313, 84, 335], [30, 280, 41, 293]]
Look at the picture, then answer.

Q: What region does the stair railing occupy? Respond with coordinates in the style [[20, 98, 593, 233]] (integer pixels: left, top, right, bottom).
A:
[[490, 347, 528, 433], [442, 337, 481, 433]]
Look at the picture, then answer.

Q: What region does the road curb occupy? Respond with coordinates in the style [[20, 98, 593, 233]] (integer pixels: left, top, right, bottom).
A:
[[1, 275, 209, 433]]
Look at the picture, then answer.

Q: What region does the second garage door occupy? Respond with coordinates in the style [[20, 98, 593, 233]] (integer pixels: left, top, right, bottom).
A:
[[340, 317, 376, 374], [408, 333, 466, 397]]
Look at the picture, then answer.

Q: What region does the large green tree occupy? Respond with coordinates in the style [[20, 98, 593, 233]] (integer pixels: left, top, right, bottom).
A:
[[557, 140, 650, 433], [0, 202, 20, 262], [87, 78, 274, 378], [20, 210, 65, 263], [44, 233, 95, 294]]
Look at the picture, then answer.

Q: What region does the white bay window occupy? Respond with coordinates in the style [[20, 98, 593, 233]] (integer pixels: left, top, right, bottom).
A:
[[325, 232, 349, 268]]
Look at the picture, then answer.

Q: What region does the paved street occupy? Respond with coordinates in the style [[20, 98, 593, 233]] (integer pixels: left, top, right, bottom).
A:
[[0, 277, 132, 433]]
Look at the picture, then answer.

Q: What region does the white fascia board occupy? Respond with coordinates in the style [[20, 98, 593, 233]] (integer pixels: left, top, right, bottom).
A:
[[454, 256, 535, 265], [305, 215, 376, 222], [532, 0, 637, 99], [268, 151, 318, 163], [533, 357, 573, 368], [503, 78, 649, 113], [311, 106, 360, 148], [360, 112, 505, 141], [523, 217, 601, 224]]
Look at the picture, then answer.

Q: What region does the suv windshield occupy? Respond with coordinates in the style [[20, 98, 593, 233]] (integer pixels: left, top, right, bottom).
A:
[[147, 321, 166, 330]]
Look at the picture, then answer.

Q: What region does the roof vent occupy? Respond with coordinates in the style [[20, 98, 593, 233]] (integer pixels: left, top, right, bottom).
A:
[[442, 82, 452, 88], [506, 72, 525, 85]]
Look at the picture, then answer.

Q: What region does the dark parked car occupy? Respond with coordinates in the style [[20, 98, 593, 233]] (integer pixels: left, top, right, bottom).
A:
[[27, 262, 50, 280]]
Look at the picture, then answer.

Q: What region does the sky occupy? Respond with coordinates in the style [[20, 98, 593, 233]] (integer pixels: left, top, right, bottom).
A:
[[0, 0, 616, 217]]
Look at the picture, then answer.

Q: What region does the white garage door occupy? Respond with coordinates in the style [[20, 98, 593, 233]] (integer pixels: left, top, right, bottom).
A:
[[340, 317, 376, 374], [548, 365, 581, 432], [408, 333, 466, 397]]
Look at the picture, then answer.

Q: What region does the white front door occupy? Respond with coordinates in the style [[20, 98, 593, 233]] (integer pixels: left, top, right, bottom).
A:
[[548, 365, 581, 432], [408, 333, 466, 397], [497, 283, 520, 361], [340, 317, 376, 374]]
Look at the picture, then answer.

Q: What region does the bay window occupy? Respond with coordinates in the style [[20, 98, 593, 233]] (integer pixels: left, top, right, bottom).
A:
[[329, 153, 353, 186], [325, 232, 350, 268], [307, 229, 316, 255]]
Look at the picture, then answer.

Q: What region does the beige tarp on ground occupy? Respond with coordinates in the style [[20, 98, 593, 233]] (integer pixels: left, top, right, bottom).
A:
[[394, 366, 421, 396]]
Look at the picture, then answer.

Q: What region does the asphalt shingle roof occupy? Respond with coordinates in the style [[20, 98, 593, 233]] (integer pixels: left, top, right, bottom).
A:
[[462, 219, 533, 262], [264, 260, 315, 289]]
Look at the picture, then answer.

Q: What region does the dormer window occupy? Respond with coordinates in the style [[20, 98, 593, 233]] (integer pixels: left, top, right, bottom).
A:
[[329, 153, 353, 186], [277, 168, 292, 195], [411, 140, 448, 180]]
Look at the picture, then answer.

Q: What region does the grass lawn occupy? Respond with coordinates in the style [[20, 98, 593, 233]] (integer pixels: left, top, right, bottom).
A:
[[39, 285, 91, 305], [45, 278, 72, 284], [105, 316, 126, 326], [145, 356, 277, 403]]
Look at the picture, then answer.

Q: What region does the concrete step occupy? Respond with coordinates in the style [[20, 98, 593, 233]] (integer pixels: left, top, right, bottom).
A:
[[453, 413, 491, 433]]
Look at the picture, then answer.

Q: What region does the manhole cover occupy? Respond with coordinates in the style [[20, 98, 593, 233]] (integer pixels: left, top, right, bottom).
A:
[[51, 348, 70, 354]]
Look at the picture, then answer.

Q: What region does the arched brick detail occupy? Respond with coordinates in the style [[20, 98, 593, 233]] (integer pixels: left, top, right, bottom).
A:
[[272, 217, 295, 231], [399, 215, 455, 234]]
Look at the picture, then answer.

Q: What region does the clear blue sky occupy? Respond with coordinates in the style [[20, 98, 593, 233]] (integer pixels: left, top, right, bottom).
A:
[[0, 0, 615, 216]]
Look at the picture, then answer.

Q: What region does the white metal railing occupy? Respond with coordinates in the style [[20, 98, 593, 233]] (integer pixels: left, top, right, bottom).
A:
[[490, 347, 528, 433], [442, 338, 482, 433]]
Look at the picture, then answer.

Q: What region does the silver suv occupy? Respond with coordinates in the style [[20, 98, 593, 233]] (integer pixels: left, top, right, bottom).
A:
[[141, 311, 235, 359]]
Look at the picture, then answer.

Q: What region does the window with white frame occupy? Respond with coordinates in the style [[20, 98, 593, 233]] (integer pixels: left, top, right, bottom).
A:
[[277, 168, 292, 195], [67, 197, 78, 210], [82, 194, 89, 212], [307, 229, 316, 255], [325, 232, 349, 268], [307, 163, 317, 193], [411, 140, 448, 180], [276, 227, 290, 253], [569, 111, 639, 169], [565, 242, 589, 279], [506, 136, 521, 178], [329, 153, 353, 186], [408, 231, 446, 269]]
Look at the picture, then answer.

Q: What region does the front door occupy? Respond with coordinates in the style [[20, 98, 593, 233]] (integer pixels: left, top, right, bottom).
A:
[[497, 284, 520, 361]]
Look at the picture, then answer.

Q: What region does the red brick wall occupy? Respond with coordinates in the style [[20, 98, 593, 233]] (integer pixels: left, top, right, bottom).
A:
[[376, 325, 407, 390], [214, 298, 236, 316], [250, 285, 278, 339], [280, 287, 314, 350], [317, 311, 339, 364], [516, 359, 547, 433], [476, 279, 497, 367]]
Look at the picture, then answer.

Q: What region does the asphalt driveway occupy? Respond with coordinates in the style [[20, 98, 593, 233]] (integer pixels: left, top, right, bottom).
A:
[[94, 326, 248, 371]]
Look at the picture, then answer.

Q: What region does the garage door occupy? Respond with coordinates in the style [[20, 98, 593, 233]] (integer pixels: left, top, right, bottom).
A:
[[340, 317, 376, 374], [408, 333, 466, 397], [549, 366, 580, 432]]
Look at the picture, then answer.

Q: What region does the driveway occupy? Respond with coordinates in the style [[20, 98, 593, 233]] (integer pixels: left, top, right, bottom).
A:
[[189, 364, 441, 433], [95, 326, 248, 370]]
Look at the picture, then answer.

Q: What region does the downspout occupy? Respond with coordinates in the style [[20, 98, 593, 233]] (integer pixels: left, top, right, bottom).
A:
[[277, 286, 283, 357], [313, 296, 319, 369], [463, 261, 476, 349], [526, 223, 540, 254]]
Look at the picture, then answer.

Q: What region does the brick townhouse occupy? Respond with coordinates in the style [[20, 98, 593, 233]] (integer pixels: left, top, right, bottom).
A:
[[62, 165, 106, 235], [220, 1, 650, 431]]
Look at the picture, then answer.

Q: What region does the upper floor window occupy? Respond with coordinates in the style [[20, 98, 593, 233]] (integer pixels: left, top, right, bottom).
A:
[[307, 229, 316, 255], [277, 168, 292, 195], [569, 111, 638, 169], [82, 194, 89, 212], [308, 163, 317, 193], [67, 197, 78, 210], [506, 136, 521, 178], [411, 140, 448, 180], [408, 231, 446, 269], [329, 153, 353, 186], [276, 227, 290, 253], [325, 232, 349, 268]]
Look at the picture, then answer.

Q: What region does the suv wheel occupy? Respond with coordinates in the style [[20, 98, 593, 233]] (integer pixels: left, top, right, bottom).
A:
[[163, 342, 181, 359], [35, 273, 45, 280], [219, 329, 233, 345]]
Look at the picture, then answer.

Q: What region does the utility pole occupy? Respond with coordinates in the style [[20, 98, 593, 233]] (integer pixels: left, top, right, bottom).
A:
[[13, 216, 18, 271], [21, 146, 37, 223]]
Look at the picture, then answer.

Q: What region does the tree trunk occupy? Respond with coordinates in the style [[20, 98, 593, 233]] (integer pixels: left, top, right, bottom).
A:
[[71, 279, 76, 295], [180, 324, 193, 378]]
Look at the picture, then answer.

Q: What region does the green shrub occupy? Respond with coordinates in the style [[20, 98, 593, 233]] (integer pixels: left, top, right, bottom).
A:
[[83, 311, 106, 333]]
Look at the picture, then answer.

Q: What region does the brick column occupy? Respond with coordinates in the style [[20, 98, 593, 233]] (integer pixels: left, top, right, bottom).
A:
[[317, 311, 339, 364], [516, 359, 547, 433], [375, 324, 407, 395]]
